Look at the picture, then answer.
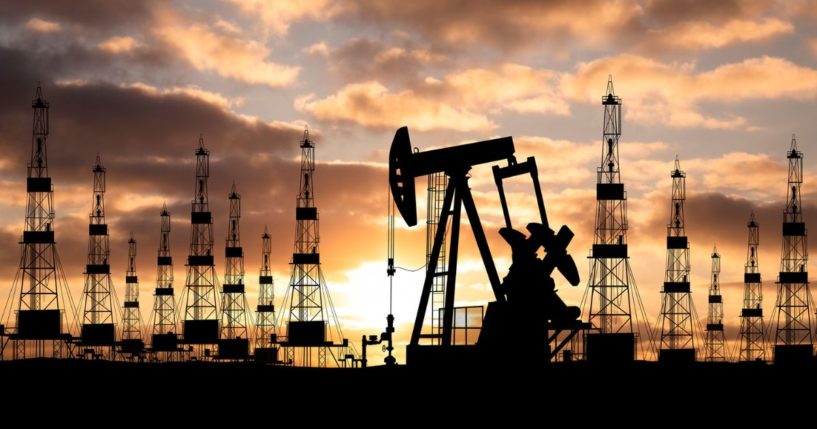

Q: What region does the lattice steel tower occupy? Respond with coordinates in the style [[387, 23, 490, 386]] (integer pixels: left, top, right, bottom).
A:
[[738, 212, 765, 361], [9, 85, 71, 358], [150, 204, 180, 357], [80, 155, 116, 356], [182, 136, 219, 351], [254, 227, 277, 362], [585, 76, 640, 361], [773, 135, 812, 364], [704, 246, 726, 362], [218, 183, 250, 359], [424, 172, 449, 345], [120, 235, 144, 356], [279, 128, 351, 367], [658, 158, 697, 362]]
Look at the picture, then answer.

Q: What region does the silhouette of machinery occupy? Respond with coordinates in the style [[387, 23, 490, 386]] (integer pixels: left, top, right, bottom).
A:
[[389, 126, 587, 366]]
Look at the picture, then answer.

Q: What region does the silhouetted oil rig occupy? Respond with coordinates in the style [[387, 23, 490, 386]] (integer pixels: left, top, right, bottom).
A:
[[582, 78, 652, 362], [0, 82, 814, 369]]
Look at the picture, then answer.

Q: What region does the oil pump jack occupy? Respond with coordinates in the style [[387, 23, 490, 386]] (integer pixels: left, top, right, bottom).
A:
[[389, 126, 586, 366]]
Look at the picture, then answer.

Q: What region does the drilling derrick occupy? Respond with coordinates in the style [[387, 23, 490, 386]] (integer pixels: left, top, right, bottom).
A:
[[278, 128, 352, 367], [218, 184, 250, 360], [120, 235, 145, 358], [182, 136, 219, 356], [773, 135, 812, 364], [585, 76, 644, 362], [658, 158, 697, 363], [704, 246, 726, 362], [738, 212, 765, 362], [6, 85, 73, 358], [150, 204, 180, 357], [79, 155, 116, 358], [254, 227, 278, 363]]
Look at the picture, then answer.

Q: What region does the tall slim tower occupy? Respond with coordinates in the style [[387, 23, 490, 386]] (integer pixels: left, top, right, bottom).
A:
[[254, 227, 277, 362], [738, 212, 765, 362], [80, 155, 116, 356], [704, 246, 726, 362], [279, 128, 351, 367], [182, 136, 219, 352], [424, 172, 448, 344], [585, 76, 639, 361], [218, 183, 250, 359], [658, 158, 697, 362], [120, 235, 145, 356], [10, 85, 71, 358], [773, 135, 812, 364], [150, 204, 179, 357]]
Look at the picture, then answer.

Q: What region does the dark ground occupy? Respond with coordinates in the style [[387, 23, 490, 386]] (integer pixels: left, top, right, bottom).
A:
[[0, 358, 810, 418]]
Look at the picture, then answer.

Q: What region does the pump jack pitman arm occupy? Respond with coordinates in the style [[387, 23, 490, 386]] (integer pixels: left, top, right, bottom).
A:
[[493, 157, 549, 230]]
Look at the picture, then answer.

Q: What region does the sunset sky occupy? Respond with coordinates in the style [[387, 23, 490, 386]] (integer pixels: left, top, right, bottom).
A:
[[1, 0, 817, 362]]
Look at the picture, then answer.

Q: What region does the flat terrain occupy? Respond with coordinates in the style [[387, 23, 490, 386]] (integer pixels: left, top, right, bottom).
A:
[[0, 358, 811, 424], [0, 358, 804, 399]]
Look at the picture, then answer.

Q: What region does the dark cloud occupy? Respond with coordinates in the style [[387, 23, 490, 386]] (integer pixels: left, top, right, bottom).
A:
[[339, 0, 644, 51], [54, 84, 299, 158], [0, 47, 302, 168], [0, 0, 158, 32], [0, 30, 182, 100], [330, 0, 790, 55], [35, 41, 172, 80], [643, 0, 770, 25], [0, 42, 388, 306], [640, 191, 817, 263], [0, 2, 236, 92], [328, 37, 447, 86]]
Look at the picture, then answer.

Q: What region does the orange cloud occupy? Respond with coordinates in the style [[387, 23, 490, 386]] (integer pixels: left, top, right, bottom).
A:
[[232, 0, 792, 55], [307, 53, 817, 132], [310, 53, 817, 133], [213, 18, 243, 35], [228, 0, 342, 35], [514, 136, 669, 188], [334, 0, 644, 51], [24, 17, 61, 33], [294, 81, 496, 132], [123, 83, 244, 110], [514, 137, 596, 186], [445, 64, 569, 116], [696, 56, 817, 100], [154, 11, 299, 88], [564, 54, 817, 129], [297, 63, 567, 131], [690, 152, 787, 203], [303, 41, 329, 56], [375, 47, 445, 67], [98, 36, 142, 53], [649, 18, 793, 50]]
